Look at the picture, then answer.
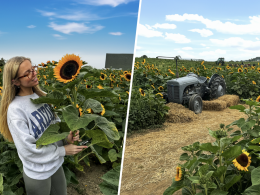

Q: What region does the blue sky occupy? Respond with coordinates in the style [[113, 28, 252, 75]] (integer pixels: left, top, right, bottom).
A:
[[0, 0, 139, 69], [135, 0, 260, 61]]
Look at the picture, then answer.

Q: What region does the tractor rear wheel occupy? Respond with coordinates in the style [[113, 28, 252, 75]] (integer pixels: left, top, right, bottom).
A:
[[189, 94, 203, 114], [209, 76, 226, 100]]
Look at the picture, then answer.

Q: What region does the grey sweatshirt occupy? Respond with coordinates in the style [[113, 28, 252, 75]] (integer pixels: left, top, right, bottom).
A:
[[7, 92, 66, 180]]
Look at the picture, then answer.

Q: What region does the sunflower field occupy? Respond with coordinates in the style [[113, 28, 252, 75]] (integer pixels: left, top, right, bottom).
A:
[[164, 100, 260, 195], [134, 57, 260, 100], [0, 54, 131, 195]]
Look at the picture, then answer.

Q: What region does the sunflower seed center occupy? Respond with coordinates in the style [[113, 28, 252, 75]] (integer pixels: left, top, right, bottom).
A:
[[236, 153, 249, 167]]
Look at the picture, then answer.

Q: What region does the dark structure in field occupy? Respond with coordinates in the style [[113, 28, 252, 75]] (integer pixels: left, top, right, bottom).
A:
[[105, 53, 133, 70]]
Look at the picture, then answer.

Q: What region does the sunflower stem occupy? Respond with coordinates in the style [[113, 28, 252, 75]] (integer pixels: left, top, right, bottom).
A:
[[78, 151, 94, 163]]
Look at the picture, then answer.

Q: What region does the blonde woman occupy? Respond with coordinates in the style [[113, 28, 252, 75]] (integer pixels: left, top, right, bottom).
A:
[[0, 56, 87, 195]]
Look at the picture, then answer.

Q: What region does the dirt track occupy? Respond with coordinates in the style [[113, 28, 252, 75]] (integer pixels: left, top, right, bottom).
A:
[[120, 105, 247, 195]]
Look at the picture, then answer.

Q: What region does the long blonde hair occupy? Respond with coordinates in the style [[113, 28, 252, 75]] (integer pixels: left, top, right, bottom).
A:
[[0, 56, 48, 142]]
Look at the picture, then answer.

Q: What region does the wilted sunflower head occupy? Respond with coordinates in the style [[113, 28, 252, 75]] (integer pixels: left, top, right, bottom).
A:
[[97, 84, 104, 89], [124, 73, 131, 81], [54, 54, 82, 83], [156, 93, 163, 98], [256, 95, 260, 102], [233, 149, 251, 171], [175, 166, 183, 181]]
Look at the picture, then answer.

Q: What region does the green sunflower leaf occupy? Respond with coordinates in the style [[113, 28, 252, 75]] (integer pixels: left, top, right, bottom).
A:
[[242, 184, 260, 195], [36, 123, 69, 148], [163, 180, 184, 195], [85, 129, 113, 148], [62, 105, 99, 131], [83, 98, 103, 113], [30, 91, 65, 105], [251, 166, 260, 185], [95, 116, 120, 140]]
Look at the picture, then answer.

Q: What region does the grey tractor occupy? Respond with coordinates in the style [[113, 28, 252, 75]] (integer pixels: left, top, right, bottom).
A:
[[163, 72, 226, 114]]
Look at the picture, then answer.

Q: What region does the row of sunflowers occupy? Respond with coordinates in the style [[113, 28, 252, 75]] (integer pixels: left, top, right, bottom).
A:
[[134, 58, 260, 100], [0, 54, 131, 195], [132, 58, 260, 194]]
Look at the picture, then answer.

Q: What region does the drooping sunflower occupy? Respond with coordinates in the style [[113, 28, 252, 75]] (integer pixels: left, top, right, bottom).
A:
[[97, 84, 104, 89], [252, 81, 256, 85], [158, 86, 164, 91], [222, 75, 224, 78], [54, 54, 83, 83], [156, 93, 163, 98], [87, 104, 105, 116], [124, 73, 131, 81], [139, 88, 145, 96], [99, 104, 105, 116], [175, 166, 183, 181], [207, 76, 210, 80], [151, 85, 155, 89], [201, 61, 204, 65], [238, 68, 243, 73], [233, 149, 251, 171], [256, 95, 260, 102], [76, 104, 83, 116], [126, 91, 129, 95]]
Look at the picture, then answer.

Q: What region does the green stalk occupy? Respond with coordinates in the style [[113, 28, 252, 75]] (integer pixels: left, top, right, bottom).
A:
[[204, 185, 208, 195], [78, 151, 94, 162]]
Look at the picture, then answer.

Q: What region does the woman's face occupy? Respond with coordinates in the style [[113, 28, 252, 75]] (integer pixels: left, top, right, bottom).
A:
[[14, 60, 39, 88]]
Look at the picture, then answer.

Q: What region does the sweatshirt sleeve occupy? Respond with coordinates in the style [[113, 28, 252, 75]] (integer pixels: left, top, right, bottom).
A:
[[8, 119, 66, 164]]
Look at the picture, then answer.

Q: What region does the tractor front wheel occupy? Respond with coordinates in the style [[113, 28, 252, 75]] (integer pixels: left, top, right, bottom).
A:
[[189, 94, 203, 114]]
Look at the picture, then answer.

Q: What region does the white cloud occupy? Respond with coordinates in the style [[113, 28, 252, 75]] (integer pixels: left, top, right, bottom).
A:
[[53, 34, 66, 39], [109, 32, 123, 35], [165, 32, 191, 43], [37, 9, 101, 21], [48, 22, 104, 34], [37, 10, 55, 16], [201, 43, 206, 46], [166, 13, 260, 35], [189, 29, 213, 37], [206, 47, 210, 49], [152, 23, 176, 29], [256, 37, 259, 40], [210, 37, 260, 50], [138, 23, 164, 38], [145, 24, 153, 30], [74, 0, 136, 7], [27, 25, 36, 28], [199, 49, 226, 57], [182, 47, 193, 50], [136, 46, 142, 50]]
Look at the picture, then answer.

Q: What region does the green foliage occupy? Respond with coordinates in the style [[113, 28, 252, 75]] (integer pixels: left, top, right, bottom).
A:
[[128, 88, 169, 132], [164, 99, 260, 195], [99, 165, 121, 195]]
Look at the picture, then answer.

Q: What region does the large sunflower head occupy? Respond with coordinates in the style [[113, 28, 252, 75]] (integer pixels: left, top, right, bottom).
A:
[[124, 73, 131, 81], [233, 149, 251, 171], [175, 166, 184, 181], [54, 54, 83, 83]]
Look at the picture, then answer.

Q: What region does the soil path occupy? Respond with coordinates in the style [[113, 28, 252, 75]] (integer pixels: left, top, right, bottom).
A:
[[67, 161, 110, 195], [120, 106, 247, 195]]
